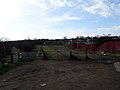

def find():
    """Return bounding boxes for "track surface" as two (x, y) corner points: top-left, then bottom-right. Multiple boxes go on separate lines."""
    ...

(0, 60), (120, 90)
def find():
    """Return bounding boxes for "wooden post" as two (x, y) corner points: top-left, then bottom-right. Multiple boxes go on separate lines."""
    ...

(85, 51), (88, 59)
(11, 53), (13, 64)
(35, 52), (36, 60)
(70, 51), (73, 60)
(43, 50), (46, 59)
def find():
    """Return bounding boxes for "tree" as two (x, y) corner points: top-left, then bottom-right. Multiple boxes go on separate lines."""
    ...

(0, 37), (9, 42)
(63, 36), (67, 39)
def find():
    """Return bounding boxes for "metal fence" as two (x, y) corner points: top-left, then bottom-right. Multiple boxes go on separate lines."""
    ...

(11, 52), (37, 63)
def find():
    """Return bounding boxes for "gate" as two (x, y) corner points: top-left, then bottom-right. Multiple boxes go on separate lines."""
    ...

(19, 52), (36, 61)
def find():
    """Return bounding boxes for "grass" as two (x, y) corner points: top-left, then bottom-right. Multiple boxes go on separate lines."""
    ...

(37, 45), (114, 61)
(36, 45), (86, 60)
(42, 45), (68, 60)
(0, 61), (27, 75)
(106, 53), (120, 58)
(94, 51), (120, 58)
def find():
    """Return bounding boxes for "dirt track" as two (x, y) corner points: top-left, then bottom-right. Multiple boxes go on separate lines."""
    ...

(0, 60), (120, 90)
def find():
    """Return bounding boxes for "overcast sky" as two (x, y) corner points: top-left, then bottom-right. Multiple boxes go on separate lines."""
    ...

(0, 0), (120, 40)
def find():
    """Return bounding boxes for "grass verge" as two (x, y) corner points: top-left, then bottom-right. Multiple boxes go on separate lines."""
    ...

(0, 61), (27, 75)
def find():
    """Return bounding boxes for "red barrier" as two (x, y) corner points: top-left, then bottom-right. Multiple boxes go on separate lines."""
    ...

(98, 41), (120, 53)
(76, 43), (97, 52)
(76, 41), (120, 53)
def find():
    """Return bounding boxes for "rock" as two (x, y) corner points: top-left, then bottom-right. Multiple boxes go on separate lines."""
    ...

(40, 83), (47, 87)
(3, 79), (7, 82)
(114, 62), (120, 72)
(107, 61), (112, 64)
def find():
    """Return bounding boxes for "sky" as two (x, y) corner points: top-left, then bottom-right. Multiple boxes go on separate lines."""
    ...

(0, 0), (120, 40)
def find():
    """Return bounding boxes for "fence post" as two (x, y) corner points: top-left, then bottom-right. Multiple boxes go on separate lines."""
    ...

(43, 50), (48, 60)
(11, 53), (13, 64)
(70, 51), (73, 60)
(43, 50), (46, 59)
(35, 52), (37, 60)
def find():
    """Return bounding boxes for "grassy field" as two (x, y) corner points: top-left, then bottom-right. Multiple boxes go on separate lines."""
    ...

(42, 45), (70, 60)
(36, 45), (86, 60)
(35, 45), (120, 63)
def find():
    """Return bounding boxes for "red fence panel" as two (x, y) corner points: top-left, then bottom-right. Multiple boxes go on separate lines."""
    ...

(76, 41), (120, 53)
(98, 41), (120, 53)
(76, 43), (97, 52)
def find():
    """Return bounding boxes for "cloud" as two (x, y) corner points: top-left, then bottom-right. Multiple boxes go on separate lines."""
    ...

(26, 0), (77, 11)
(42, 12), (81, 24)
(81, 0), (111, 17)
(97, 25), (120, 31)
(61, 27), (85, 38)
(0, 0), (24, 28)
(31, 27), (86, 39)
(93, 20), (99, 23)
(0, 27), (85, 40)
(28, 11), (81, 27)
(80, 0), (120, 17)
(110, 3), (120, 16)
(49, 0), (65, 7)
(49, 0), (81, 7)
(1, 0), (120, 40)
(24, 0), (83, 14)
(24, 0), (120, 17)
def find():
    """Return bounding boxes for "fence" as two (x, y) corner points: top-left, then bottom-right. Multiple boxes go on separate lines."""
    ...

(11, 52), (37, 63)
(41, 45), (85, 60)
(40, 45), (120, 63)
(76, 40), (120, 53)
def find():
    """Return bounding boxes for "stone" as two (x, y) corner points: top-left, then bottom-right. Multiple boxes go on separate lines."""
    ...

(114, 62), (120, 72)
